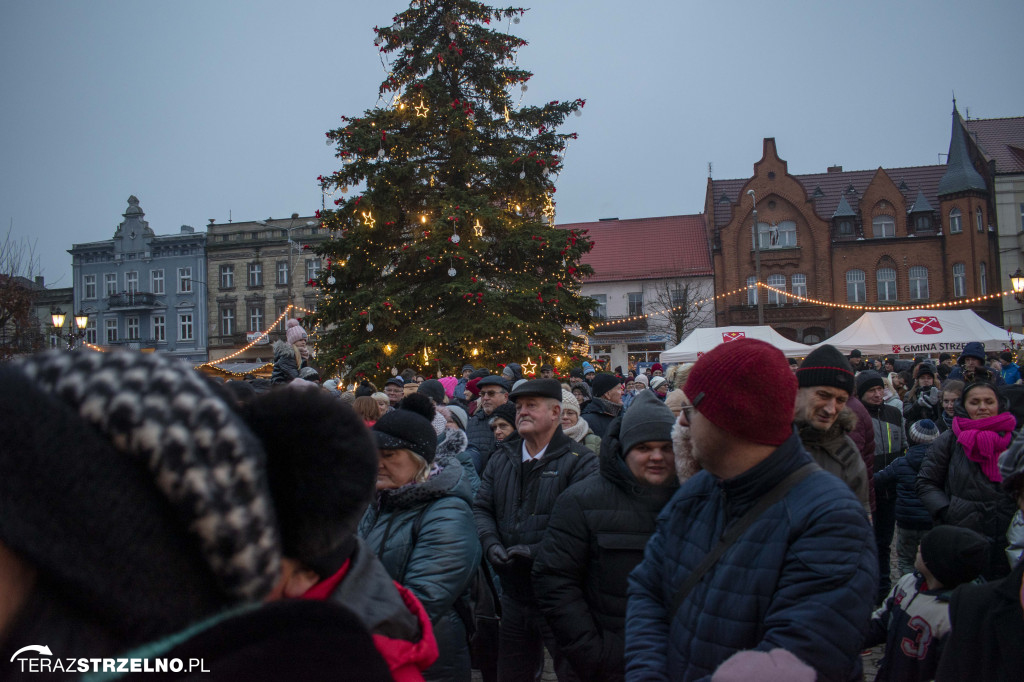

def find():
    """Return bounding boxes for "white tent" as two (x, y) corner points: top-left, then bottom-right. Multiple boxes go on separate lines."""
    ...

(811, 308), (1024, 357)
(660, 326), (814, 362)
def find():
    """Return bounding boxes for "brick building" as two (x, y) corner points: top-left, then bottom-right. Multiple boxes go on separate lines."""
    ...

(704, 106), (999, 343)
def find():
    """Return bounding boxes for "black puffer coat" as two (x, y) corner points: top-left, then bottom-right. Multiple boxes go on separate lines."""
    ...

(465, 406), (497, 471)
(581, 397), (619, 439)
(916, 429), (1018, 578)
(473, 428), (598, 601)
(875, 442), (933, 530)
(270, 340), (306, 384)
(532, 415), (676, 682)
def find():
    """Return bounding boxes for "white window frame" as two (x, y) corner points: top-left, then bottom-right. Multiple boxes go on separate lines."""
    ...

(178, 267), (192, 294)
(876, 268), (897, 302)
(178, 313), (194, 341)
(627, 292), (643, 317)
(980, 262), (987, 294)
(846, 270), (866, 303)
(220, 264), (234, 289)
(908, 266), (929, 300)
(746, 276), (758, 305)
(151, 269), (164, 295)
(248, 305), (264, 332)
(105, 318), (118, 344)
(126, 315), (140, 340)
(125, 271), (139, 294)
(976, 207), (984, 232)
(953, 263), (966, 298)
(277, 261), (289, 285)
(791, 274), (807, 299)
(152, 316), (166, 342)
(83, 274), (97, 300)
(591, 294), (607, 319)
(85, 319), (97, 344)
(104, 273), (117, 296)
(221, 307), (235, 336)
(872, 215), (895, 238)
(766, 274), (786, 305)
(949, 208), (962, 234)
(306, 258), (321, 282)
(248, 263), (263, 287)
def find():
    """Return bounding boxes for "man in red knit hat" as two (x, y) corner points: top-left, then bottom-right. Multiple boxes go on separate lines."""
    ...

(626, 338), (877, 681)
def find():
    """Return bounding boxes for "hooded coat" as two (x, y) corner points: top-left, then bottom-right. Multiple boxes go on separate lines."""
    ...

(582, 396), (620, 439)
(359, 454), (482, 682)
(532, 414), (677, 682)
(271, 340), (306, 384)
(796, 409), (870, 512)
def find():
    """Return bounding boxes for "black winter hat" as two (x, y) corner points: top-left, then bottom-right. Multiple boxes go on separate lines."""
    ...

(619, 390), (675, 455)
(797, 345), (855, 395)
(244, 386), (377, 568)
(959, 342), (987, 363)
(920, 525), (989, 588)
(470, 367), (491, 380)
(509, 377), (563, 401)
(478, 375), (512, 392)
(848, 349), (862, 359)
(384, 376), (404, 388)
(915, 362), (937, 379)
(855, 370), (885, 399)
(569, 368), (585, 379)
(417, 378), (446, 404)
(591, 373), (621, 400)
(373, 409), (437, 463)
(490, 402), (518, 427)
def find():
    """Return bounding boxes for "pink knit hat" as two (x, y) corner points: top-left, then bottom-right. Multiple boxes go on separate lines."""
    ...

(712, 648), (815, 682)
(285, 319), (307, 345)
(439, 376), (458, 399)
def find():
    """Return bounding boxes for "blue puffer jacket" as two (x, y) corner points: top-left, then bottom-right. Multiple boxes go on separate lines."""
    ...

(625, 433), (878, 681)
(874, 443), (933, 530)
(359, 454), (482, 682)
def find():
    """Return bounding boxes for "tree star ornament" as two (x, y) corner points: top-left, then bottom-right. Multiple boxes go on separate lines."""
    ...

(361, 211), (376, 228)
(522, 357), (537, 376)
(473, 219), (484, 237)
(414, 99), (430, 117)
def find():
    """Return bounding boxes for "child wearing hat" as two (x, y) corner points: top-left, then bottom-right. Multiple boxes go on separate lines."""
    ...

(865, 525), (988, 681)
(874, 419), (940, 576)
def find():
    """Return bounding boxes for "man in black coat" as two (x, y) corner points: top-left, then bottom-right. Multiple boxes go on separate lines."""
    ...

(473, 378), (598, 682)
(532, 391), (678, 681)
(582, 372), (623, 438)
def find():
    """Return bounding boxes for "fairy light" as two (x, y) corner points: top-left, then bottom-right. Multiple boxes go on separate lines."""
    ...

(757, 282), (1016, 312)
(196, 305), (299, 368)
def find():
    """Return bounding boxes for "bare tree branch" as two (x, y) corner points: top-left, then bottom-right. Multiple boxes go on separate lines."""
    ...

(647, 278), (715, 345)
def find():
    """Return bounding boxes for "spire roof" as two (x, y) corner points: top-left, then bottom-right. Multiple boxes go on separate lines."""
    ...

(908, 190), (933, 213)
(937, 105), (987, 196)
(832, 194), (857, 218)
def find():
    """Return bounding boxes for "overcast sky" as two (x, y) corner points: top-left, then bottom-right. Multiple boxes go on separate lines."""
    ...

(3, 0), (1023, 288)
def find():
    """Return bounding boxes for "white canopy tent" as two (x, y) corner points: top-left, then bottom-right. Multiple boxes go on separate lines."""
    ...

(660, 325), (814, 363)
(811, 308), (1024, 357)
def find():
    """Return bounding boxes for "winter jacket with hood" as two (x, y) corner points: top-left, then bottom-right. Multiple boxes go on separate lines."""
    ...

(874, 442), (933, 530)
(435, 428), (481, 497)
(916, 429), (1017, 578)
(625, 432), (878, 681)
(947, 342), (1006, 385)
(473, 427), (599, 601)
(359, 454), (482, 682)
(796, 409), (870, 512)
(270, 340), (306, 384)
(532, 413), (677, 682)
(466, 406), (498, 472)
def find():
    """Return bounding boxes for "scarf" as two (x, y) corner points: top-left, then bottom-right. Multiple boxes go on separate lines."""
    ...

(952, 412), (1016, 483)
(562, 413), (591, 442)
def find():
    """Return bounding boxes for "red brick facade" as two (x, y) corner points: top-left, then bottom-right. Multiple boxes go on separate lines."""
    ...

(704, 137), (999, 343)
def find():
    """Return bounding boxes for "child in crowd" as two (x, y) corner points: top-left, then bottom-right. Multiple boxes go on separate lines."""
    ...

(865, 525), (988, 681)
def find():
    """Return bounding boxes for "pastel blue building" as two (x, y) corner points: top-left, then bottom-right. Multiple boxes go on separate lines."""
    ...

(69, 196), (208, 363)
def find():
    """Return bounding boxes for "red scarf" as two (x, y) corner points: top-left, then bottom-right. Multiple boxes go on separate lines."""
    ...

(952, 412), (1016, 483)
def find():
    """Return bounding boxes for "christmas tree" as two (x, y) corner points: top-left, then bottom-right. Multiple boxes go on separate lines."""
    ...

(313, 0), (594, 382)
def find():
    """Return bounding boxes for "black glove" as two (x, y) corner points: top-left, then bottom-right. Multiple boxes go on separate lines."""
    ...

(487, 544), (510, 567)
(506, 544), (532, 564)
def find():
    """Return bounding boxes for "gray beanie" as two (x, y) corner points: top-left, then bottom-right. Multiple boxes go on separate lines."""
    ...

(619, 390), (676, 455)
(417, 378), (446, 404)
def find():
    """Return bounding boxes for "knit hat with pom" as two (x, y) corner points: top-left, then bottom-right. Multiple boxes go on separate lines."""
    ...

(286, 318), (308, 344)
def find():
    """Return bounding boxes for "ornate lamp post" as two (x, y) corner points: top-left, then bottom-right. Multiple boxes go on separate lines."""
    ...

(51, 308), (89, 349)
(1011, 268), (1024, 304)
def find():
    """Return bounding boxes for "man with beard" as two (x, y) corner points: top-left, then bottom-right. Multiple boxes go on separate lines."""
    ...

(857, 369), (908, 603)
(794, 346), (870, 512)
(582, 373), (624, 438)
(474, 379), (598, 681)
(532, 391), (679, 681)
(626, 338), (877, 680)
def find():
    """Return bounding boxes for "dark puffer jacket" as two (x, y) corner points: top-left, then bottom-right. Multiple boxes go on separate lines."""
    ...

(796, 409), (870, 512)
(359, 454), (482, 682)
(465, 406), (498, 472)
(625, 433), (878, 681)
(581, 396), (619, 439)
(916, 429), (1018, 578)
(532, 415), (677, 682)
(473, 428), (598, 601)
(874, 442), (933, 530)
(270, 340), (305, 384)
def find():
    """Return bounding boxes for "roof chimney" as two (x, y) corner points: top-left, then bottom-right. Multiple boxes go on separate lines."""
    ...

(827, 165), (843, 173)
(34, 276), (44, 287)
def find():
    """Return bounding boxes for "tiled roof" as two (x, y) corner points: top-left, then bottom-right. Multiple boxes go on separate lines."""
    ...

(965, 116), (1024, 174)
(710, 165), (947, 230)
(557, 214), (711, 282)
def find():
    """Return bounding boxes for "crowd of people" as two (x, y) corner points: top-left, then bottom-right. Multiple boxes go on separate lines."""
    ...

(1, 318), (1023, 681)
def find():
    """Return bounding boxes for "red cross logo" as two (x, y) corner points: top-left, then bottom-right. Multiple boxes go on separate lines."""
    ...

(892, 345), (902, 354)
(722, 331), (746, 343)
(908, 316), (942, 335)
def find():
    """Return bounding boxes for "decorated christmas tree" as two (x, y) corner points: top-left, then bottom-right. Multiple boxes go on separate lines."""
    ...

(313, 0), (594, 382)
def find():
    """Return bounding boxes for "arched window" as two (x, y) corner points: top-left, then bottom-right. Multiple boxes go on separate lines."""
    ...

(791, 273), (807, 298)
(949, 208), (962, 234)
(908, 266), (929, 300)
(872, 215), (895, 238)
(846, 270), (866, 303)
(746, 276), (757, 306)
(877, 268), (897, 302)
(767, 274), (786, 305)
(976, 207), (984, 232)
(980, 262), (987, 294)
(953, 263), (966, 298)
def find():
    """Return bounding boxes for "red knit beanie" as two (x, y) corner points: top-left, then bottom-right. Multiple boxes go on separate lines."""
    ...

(684, 338), (797, 446)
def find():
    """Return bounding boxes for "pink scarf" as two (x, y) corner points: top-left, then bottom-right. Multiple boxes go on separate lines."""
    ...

(952, 412), (1016, 483)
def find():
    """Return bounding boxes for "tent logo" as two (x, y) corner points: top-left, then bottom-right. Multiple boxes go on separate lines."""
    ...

(908, 316), (942, 335)
(722, 331), (746, 342)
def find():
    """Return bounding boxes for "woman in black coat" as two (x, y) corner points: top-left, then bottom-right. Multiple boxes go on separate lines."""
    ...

(531, 392), (679, 682)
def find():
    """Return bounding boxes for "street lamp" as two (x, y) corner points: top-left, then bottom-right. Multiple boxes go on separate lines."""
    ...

(51, 308), (90, 349)
(1011, 268), (1024, 303)
(747, 190), (764, 325)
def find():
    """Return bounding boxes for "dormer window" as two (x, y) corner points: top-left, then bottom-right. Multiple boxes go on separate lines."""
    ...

(914, 215), (931, 231)
(838, 220), (854, 237)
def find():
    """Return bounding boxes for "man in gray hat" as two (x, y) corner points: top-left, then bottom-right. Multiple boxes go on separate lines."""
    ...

(474, 378), (598, 682)
(455, 364), (474, 401)
(466, 375), (511, 469)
